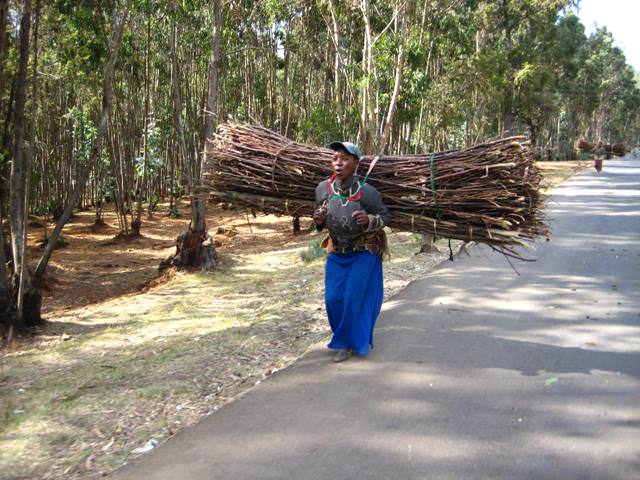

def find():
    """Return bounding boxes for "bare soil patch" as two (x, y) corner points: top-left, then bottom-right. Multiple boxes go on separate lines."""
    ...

(24, 200), (297, 317)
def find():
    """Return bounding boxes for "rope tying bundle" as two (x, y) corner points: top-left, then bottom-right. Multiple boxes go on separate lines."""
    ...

(271, 140), (296, 192)
(429, 152), (441, 220)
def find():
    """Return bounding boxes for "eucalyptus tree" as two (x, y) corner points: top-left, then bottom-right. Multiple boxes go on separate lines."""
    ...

(6, 0), (33, 336)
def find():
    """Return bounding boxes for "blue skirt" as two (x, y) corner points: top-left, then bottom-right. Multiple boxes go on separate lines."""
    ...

(325, 251), (384, 355)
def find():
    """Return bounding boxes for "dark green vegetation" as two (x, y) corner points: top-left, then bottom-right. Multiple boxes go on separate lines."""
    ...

(1, 0), (639, 332)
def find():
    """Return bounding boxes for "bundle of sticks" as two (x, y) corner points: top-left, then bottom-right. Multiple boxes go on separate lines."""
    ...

(204, 123), (548, 255)
(576, 139), (628, 157)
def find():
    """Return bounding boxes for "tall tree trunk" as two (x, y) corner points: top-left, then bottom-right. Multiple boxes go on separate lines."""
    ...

(359, 0), (376, 154)
(195, 0), (222, 266)
(168, 137), (177, 216)
(8, 0), (34, 333)
(328, 0), (341, 111)
(0, 201), (9, 318)
(1, 77), (13, 152)
(378, 5), (406, 153)
(16, 0), (42, 330)
(0, 0), (11, 317)
(34, 2), (131, 283)
(108, 117), (129, 234)
(502, 106), (513, 136)
(269, 33), (277, 127)
(170, 8), (193, 192)
(141, 8), (151, 220)
(280, 25), (290, 137)
(0, 0), (9, 122)
(556, 115), (561, 161)
(379, 47), (404, 153)
(162, 0), (220, 273)
(203, 0), (221, 154)
(500, 0), (514, 136)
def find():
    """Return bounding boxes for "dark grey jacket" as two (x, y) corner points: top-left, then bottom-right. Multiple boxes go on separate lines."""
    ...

(315, 175), (390, 249)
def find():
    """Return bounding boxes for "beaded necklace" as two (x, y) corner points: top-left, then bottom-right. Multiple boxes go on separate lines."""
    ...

(327, 174), (364, 207)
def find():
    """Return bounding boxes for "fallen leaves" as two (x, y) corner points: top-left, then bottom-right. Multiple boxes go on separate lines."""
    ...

(544, 377), (559, 387)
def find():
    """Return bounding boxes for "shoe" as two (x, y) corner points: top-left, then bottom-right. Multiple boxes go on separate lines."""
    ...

(333, 349), (353, 363)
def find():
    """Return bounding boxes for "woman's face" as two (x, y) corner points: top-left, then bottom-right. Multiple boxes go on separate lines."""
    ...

(332, 150), (358, 182)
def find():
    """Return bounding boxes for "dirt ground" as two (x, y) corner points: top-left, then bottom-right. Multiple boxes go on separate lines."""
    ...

(0, 161), (589, 479)
(28, 200), (297, 317)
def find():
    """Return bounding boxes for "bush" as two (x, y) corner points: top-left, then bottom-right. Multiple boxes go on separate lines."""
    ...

(300, 237), (326, 263)
(149, 194), (160, 213)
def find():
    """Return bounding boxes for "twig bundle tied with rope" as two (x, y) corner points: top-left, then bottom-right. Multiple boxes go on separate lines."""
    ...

(204, 123), (549, 258)
(576, 139), (628, 157)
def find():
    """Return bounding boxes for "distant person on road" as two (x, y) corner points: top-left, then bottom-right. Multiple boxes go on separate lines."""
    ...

(313, 142), (390, 363)
(594, 140), (605, 173)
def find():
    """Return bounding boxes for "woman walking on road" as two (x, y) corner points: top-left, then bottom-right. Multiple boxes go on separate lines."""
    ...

(313, 142), (390, 362)
(594, 140), (605, 173)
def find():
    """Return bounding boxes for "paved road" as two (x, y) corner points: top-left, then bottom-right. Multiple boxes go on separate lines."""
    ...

(112, 158), (640, 479)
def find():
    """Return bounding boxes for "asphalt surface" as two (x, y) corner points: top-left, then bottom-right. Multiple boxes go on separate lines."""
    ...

(112, 158), (640, 479)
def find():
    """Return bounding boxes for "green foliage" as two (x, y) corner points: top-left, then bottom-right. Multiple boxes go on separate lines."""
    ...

(149, 193), (160, 213)
(3, 0), (640, 220)
(300, 237), (326, 263)
(296, 108), (342, 146)
(47, 3), (108, 80)
(135, 121), (163, 177)
(64, 105), (98, 169)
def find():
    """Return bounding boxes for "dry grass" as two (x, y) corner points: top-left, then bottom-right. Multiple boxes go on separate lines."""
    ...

(537, 160), (591, 192)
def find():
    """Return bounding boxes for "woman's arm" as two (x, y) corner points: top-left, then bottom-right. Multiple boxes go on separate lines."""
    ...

(361, 186), (390, 232)
(314, 182), (328, 230)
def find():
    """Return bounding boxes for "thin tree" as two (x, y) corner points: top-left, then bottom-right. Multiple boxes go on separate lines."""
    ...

(202, 0), (221, 159)
(7, 0), (34, 336)
(378, 0), (408, 153)
(34, 1), (131, 283)
(142, 6), (152, 218)
(162, 0), (219, 271)
(0, 0), (11, 318)
(0, 0), (9, 118)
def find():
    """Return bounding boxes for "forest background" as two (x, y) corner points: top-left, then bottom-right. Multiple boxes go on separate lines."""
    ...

(1, 0), (640, 332)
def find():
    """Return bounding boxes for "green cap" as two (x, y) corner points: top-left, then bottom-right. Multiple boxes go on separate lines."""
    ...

(328, 141), (362, 160)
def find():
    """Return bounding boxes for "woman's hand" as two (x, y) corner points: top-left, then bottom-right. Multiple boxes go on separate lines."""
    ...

(313, 205), (328, 225)
(352, 210), (369, 226)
